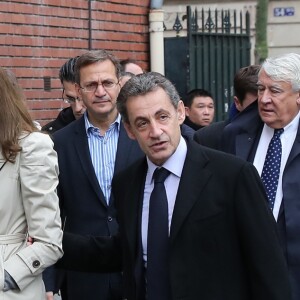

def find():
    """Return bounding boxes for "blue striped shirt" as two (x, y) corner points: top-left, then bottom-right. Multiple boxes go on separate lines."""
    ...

(84, 112), (121, 204)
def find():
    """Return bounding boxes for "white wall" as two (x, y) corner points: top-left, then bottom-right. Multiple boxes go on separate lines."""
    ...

(268, 1), (300, 57)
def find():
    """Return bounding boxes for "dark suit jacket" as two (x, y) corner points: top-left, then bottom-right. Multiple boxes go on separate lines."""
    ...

(194, 120), (228, 150)
(52, 116), (144, 300)
(194, 101), (259, 152)
(220, 100), (261, 158)
(42, 106), (75, 134)
(221, 103), (300, 300)
(59, 139), (291, 300)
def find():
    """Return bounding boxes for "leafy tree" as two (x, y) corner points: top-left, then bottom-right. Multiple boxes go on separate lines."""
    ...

(255, 0), (268, 63)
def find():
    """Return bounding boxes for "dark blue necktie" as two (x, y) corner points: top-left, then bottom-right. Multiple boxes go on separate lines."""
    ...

(147, 167), (171, 300)
(261, 128), (284, 210)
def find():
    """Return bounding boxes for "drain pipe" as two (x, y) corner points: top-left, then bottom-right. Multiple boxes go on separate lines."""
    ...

(88, 0), (92, 50)
(149, 0), (164, 74)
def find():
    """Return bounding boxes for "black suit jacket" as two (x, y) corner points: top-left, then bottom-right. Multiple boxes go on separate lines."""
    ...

(59, 139), (291, 300)
(52, 116), (144, 300)
(42, 106), (75, 134)
(221, 103), (300, 300)
(193, 120), (228, 149)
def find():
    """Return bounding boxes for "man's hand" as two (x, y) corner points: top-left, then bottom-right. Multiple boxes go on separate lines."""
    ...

(46, 291), (54, 300)
(27, 236), (34, 246)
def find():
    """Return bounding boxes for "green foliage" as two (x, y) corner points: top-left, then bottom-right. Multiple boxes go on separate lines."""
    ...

(255, 0), (269, 63)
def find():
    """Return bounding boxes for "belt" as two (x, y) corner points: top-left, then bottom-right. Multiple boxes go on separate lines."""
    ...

(0, 233), (26, 244)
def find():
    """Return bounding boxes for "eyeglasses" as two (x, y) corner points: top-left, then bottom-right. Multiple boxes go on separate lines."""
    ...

(62, 91), (81, 104)
(80, 80), (119, 93)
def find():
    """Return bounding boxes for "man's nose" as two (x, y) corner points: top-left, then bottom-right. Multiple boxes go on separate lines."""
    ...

(74, 100), (84, 112)
(260, 89), (272, 103)
(149, 122), (162, 137)
(94, 83), (106, 96)
(203, 107), (209, 114)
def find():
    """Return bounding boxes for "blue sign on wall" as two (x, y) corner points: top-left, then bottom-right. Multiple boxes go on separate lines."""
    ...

(274, 7), (295, 17)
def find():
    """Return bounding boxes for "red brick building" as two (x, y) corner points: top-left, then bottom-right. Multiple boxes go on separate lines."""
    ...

(0, 0), (151, 125)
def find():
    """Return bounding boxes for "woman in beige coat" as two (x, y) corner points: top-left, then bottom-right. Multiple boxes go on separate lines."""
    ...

(0, 68), (63, 299)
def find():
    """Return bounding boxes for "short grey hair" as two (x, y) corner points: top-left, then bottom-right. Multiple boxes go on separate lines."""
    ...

(74, 50), (121, 84)
(259, 53), (300, 92)
(117, 72), (181, 124)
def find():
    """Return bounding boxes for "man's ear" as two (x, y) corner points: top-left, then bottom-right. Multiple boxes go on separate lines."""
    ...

(117, 82), (121, 91)
(177, 101), (186, 124)
(124, 122), (136, 140)
(233, 96), (242, 112)
(296, 90), (300, 106)
(185, 106), (190, 117)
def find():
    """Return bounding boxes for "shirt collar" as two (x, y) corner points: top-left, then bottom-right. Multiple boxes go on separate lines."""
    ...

(147, 136), (187, 181)
(84, 112), (121, 136)
(263, 110), (300, 136)
(283, 110), (300, 134)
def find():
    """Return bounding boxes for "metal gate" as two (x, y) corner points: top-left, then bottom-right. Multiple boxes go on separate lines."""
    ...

(164, 6), (251, 121)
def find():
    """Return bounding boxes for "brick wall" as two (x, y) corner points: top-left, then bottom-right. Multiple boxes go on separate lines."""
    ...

(0, 0), (150, 125)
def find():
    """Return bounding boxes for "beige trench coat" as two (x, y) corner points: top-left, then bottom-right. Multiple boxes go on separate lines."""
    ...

(0, 132), (63, 299)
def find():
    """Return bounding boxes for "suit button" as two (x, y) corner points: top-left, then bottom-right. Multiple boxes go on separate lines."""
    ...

(108, 216), (113, 222)
(32, 260), (40, 268)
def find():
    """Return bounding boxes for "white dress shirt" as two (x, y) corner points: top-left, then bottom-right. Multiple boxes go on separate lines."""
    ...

(142, 136), (187, 265)
(253, 111), (300, 220)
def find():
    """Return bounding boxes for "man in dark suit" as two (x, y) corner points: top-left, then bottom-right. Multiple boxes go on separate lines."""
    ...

(220, 53), (300, 300)
(58, 72), (291, 300)
(194, 65), (260, 149)
(184, 88), (215, 130)
(52, 50), (144, 300)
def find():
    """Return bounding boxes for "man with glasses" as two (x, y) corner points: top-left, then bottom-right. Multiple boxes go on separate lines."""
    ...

(51, 50), (144, 300)
(42, 56), (86, 133)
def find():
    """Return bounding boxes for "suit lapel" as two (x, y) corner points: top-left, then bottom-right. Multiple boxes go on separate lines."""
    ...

(114, 122), (136, 175)
(123, 160), (147, 259)
(235, 120), (263, 162)
(170, 142), (212, 243)
(235, 132), (257, 160)
(73, 118), (107, 206)
(285, 122), (300, 168)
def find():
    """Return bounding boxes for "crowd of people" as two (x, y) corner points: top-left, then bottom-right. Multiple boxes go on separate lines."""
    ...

(1, 50), (300, 300)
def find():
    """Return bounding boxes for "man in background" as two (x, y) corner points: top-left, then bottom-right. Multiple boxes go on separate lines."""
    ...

(194, 65), (260, 149)
(184, 88), (215, 130)
(120, 58), (144, 75)
(42, 56), (86, 133)
(119, 58), (144, 87)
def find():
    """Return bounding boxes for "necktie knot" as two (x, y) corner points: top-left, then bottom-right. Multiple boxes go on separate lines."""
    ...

(274, 128), (284, 138)
(153, 167), (170, 184)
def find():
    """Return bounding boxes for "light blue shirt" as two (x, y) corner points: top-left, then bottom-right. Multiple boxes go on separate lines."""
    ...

(84, 112), (121, 204)
(142, 136), (187, 265)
